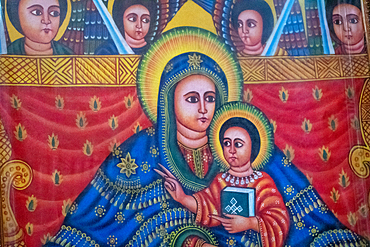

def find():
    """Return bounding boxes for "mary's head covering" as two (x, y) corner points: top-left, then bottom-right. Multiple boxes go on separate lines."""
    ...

(137, 27), (243, 191)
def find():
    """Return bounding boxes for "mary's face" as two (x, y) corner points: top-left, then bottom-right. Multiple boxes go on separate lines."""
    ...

(123, 4), (150, 41)
(237, 10), (264, 46)
(332, 3), (364, 45)
(174, 75), (216, 133)
(222, 127), (252, 168)
(18, 0), (60, 44)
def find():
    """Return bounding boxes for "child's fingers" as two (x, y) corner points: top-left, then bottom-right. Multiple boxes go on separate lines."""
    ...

(154, 168), (167, 178)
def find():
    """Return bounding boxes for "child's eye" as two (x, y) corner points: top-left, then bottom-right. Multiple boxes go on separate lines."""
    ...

(31, 9), (43, 16)
(235, 142), (243, 148)
(223, 141), (231, 147)
(349, 18), (358, 24)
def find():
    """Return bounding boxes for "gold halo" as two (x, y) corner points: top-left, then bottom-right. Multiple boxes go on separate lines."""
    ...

(209, 102), (274, 170)
(5, 0), (72, 42)
(137, 27), (243, 123)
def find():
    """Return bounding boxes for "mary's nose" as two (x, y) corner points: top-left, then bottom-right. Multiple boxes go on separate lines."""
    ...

(198, 99), (208, 114)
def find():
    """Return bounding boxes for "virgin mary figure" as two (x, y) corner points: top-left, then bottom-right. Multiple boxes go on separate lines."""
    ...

(44, 27), (244, 247)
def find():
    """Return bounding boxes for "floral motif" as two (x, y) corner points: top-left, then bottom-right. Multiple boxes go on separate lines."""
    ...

(10, 94), (22, 110)
(150, 146), (159, 157)
(48, 133), (59, 150)
(328, 115), (338, 131)
(330, 187), (340, 203)
(319, 204), (328, 213)
(282, 157), (291, 167)
(115, 212), (125, 223)
(226, 237), (236, 247)
(111, 146), (123, 158)
(52, 170), (63, 186)
(188, 53), (203, 69)
(347, 211), (358, 227)
(26, 195), (37, 212)
(146, 127), (155, 136)
(358, 203), (369, 218)
(83, 140), (94, 156)
(312, 86), (323, 101)
(69, 202), (78, 215)
(295, 220), (305, 230)
(243, 89), (253, 103)
(133, 122), (142, 134)
(318, 146), (331, 162)
(301, 119), (312, 134)
(308, 226), (319, 237)
(279, 87), (289, 103)
(283, 145), (295, 162)
(135, 212), (144, 223)
(270, 119), (277, 133)
(107, 235), (117, 247)
(124, 94), (134, 109)
(351, 116), (360, 130)
(25, 222), (33, 236)
(165, 63), (173, 73)
(95, 205), (106, 217)
(89, 96), (102, 112)
(345, 86), (355, 99)
(284, 185), (294, 196)
(41, 233), (52, 245)
(55, 95), (64, 110)
(338, 169), (350, 188)
(141, 161), (151, 173)
(108, 115), (119, 130)
(160, 201), (169, 210)
(14, 123), (27, 141)
(62, 199), (72, 216)
(76, 112), (88, 129)
(117, 153), (138, 178)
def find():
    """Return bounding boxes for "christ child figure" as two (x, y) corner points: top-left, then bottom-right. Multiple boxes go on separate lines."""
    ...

(156, 116), (290, 247)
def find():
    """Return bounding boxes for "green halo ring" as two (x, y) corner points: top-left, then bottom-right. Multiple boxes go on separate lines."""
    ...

(136, 27), (243, 124)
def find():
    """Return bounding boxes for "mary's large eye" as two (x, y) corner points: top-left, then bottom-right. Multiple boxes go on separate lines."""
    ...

(31, 9), (43, 16)
(223, 141), (231, 147)
(49, 10), (60, 17)
(186, 96), (199, 103)
(205, 95), (215, 102)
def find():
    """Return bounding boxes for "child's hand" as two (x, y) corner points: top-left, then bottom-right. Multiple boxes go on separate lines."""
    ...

(209, 214), (259, 233)
(154, 163), (186, 202)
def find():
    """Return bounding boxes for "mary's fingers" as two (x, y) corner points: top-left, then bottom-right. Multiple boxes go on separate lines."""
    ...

(164, 181), (175, 191)
(154, 168), (168, 178)
(158, 163), (176, 179)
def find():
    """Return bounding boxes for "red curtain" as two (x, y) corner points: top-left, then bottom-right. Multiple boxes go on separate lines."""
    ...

(0, 77), (369, 246)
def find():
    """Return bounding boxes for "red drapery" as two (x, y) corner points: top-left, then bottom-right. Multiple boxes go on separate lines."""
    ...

(0, 78), (369, 246)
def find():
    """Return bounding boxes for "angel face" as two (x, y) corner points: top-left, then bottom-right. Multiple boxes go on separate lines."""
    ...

(123, 4), (151, 42)
(18, 0), (61, 44)
(237, 10), (264, 47)
(174, 75), (216, 133)
(222, 126), (252, 169)
(332, 3), (364, 46)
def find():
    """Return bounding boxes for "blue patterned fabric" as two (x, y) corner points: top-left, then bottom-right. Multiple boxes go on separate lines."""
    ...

(44, 52), (368, 247)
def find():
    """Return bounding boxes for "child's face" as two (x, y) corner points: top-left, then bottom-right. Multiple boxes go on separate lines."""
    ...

(237, 10), (264, 47)
(123, 4), (151, 41)
(332, 3), (364, 46)
(18, 0), (61, 44)
(222, 126), (252, 169)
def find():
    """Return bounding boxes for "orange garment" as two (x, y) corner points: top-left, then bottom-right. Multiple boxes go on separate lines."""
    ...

(193, 171), (290, 247)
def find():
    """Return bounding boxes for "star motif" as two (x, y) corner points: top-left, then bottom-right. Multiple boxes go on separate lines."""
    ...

(188, 53), (203, 69)
(117, 153), (138, 178)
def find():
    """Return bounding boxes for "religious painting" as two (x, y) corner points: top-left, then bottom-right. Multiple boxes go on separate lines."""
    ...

(0, 0), (370, 247)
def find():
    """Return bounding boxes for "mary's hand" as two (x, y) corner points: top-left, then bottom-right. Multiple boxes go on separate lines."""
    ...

(154, 164), (186, 202)
(209, 214), (259, 234)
